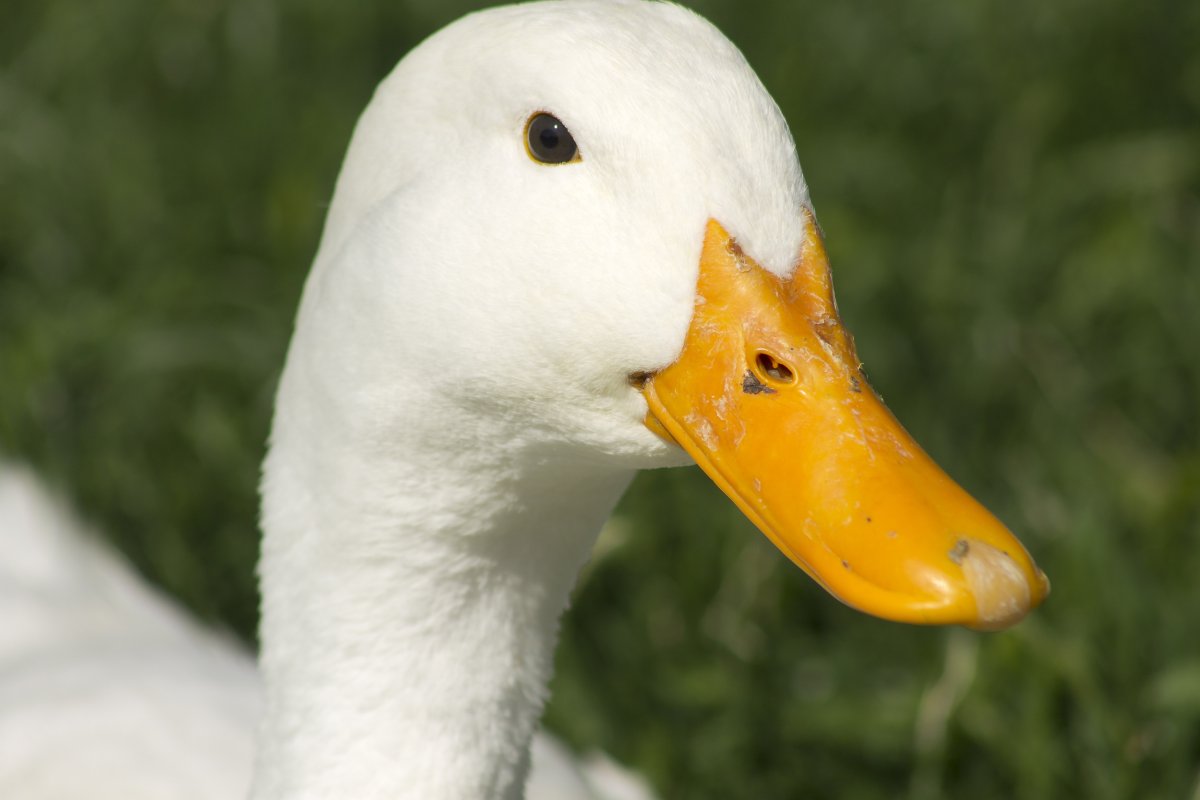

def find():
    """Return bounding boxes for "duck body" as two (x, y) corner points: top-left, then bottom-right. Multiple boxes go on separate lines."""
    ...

(0, 464), (654, 800)
(0, 466), (259, 800)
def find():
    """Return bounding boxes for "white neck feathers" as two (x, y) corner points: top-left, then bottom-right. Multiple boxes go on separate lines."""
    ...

(251, 350), (633, 799)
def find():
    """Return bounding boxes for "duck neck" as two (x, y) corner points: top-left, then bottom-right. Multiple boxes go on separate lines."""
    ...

(251, 374), (632, 800)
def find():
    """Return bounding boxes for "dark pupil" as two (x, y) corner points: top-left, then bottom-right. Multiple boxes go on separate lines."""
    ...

(539, 127), (561, 152)
(528, 114), (577, 163)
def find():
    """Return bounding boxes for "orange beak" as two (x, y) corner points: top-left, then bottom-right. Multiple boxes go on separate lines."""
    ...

(640, 212), (1048, 629)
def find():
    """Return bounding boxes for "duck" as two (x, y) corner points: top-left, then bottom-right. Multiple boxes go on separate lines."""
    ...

(0, 2), (1049, 799)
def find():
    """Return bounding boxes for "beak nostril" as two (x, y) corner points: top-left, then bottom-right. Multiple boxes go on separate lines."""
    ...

(755, 352), (796, 385)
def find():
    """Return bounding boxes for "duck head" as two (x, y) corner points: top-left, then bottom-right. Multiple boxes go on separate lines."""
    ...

(297, 0), (1047, 630)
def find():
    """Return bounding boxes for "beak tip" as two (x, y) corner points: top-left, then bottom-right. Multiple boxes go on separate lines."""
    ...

(959, 539), (1047, 631)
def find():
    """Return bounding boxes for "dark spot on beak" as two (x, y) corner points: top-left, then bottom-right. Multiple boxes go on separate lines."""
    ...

(627, 371), (653, 389)
(948, 539), (970, 565)
(726, 238), (752, 272)
(742, 371), (776, 395)
(850, 375), (862, 393)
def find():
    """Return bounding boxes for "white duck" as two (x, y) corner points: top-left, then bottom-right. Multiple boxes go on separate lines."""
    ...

(0, 2), (1049, 799)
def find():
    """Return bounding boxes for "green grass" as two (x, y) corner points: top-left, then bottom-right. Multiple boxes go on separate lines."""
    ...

(2, 1), (1198, 797)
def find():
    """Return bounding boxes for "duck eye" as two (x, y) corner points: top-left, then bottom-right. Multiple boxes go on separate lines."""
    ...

(525, 113), (579, 165)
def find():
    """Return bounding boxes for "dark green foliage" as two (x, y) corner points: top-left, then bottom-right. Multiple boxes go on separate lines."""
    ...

(2, 1), (1197, 797)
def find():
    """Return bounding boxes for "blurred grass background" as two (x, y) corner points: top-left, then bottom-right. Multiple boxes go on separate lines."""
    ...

(1, 0), (1198, 797)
